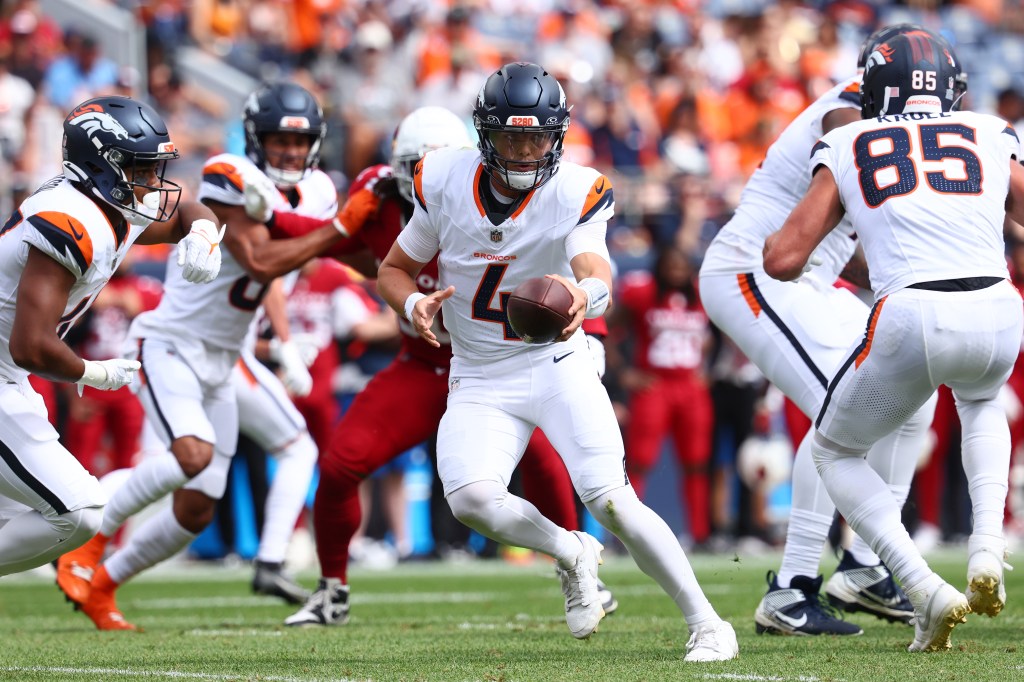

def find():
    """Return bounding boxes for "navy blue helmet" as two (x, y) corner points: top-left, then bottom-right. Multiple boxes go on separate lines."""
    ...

(473, 62), (570, 192)
(242, 82), (326, 188)
(62, 96), (181, 223)
(860, 32), (964, 118)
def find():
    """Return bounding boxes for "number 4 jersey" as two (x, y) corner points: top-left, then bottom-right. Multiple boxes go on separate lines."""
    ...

(129, 154), (337, 374)
(811, 108), (1019, 298)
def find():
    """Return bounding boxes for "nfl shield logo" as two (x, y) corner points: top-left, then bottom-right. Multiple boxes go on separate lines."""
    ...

(490, 229), (503, 243)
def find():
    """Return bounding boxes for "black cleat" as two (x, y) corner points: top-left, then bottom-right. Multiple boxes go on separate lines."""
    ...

(825, 551), (913, 624)
(755, 571), (863, 636)
(252, 561), (310, 605)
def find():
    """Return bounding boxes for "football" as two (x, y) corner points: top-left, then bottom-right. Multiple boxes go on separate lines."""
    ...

(506, 277), (574, 344)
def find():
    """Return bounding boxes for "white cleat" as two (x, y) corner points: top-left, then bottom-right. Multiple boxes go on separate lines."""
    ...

(965, 534), (1012, 618)
(684, 620), (740, 662)
(907, 579), (971, 652)
(559, 531), (605, 639)
(284, 578), (349, 627)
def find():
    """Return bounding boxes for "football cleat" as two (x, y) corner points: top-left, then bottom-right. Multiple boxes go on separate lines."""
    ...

(825, 550), (913, 624)
(559, 531), (606, 639)
(907, 579), (970, 652)
(284, 578), (350, 627)
(252, 560), (310, 604)
(684, 619), (740, 662)
(56, 533), (109, 608)
(554, 570), (619, 616)
(755, 571), (863, 636)
(80, 565), (137, 631)
(965, 534), (1011, 617)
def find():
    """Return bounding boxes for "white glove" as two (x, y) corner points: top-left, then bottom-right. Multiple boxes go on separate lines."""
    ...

(176, 219), (225, 284)
(286, 332), (322, 367)
(269, 338), (314, 397)
(242, 170), (279, 223)
(802, 252), (824, 275)
(77, 358), (141, 396)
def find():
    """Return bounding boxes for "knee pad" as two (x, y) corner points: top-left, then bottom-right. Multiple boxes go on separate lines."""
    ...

(49, 506), (104, 548)
(446, 481), (505, 529)
(583, 485), (640, 532)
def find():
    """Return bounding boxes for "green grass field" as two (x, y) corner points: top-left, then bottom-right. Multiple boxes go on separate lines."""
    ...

(0, 547), (1019, 681)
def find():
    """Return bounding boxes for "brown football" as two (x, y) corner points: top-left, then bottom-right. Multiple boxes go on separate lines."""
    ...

(506, 277), (573, 344)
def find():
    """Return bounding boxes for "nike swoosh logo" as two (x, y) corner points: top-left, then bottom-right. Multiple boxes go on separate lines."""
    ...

(774, 612), (807, 628)
(595, 179), (605, 194)
(553, 352), (574, 363)
(67, 219), (84, 240)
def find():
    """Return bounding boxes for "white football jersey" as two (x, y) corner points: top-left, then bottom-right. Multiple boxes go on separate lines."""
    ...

(704, 77), (861, 282)
(812, 108), (1019, 298)
(130, 154), (337, 353)
(397, 148), (613, 363)
(0, 177), (147, 382)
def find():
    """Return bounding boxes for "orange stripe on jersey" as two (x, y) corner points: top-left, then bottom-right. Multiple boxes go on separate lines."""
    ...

(510, 186), (537, 220)
(471, 164), (485, 217)
(33, 211), (94, 272)
(843, 81), (859, 94)
(237, 357), (259, 387)
(854, 296), (887, 368)
(579, 174), (613, 225)
(203, 162), (244, 192)
(414, 159), (429, 213)
(737, 273), (762, 317)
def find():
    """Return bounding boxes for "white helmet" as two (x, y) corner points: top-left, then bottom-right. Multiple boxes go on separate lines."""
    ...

(737, 435), (793, 490)
(391, 106), (472, 203)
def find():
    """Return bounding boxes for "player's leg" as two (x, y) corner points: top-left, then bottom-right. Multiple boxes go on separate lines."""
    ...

(519, 430), (577, 529)
(669, 377), (713, 546)
(531, 340), (736, 660)
(235, 353), (317, 603)
(106, 389), (146, 472)
(623, 379), (670, 501)
(287, 358), (449, 627)
(82, 379), (239, 631)
(0, 380), (105, 576)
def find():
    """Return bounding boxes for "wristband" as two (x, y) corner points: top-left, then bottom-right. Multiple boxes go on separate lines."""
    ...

(79, 359), (108, 386)
(577, 278), (610, 318)
(404, 292), (427, 322)
(331, 217), (350, 237)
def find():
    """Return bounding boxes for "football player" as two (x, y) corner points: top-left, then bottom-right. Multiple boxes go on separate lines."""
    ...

(699, 24), (949, 635)
(55, 82), (359, 630)
(378, 63), (738, 661)
(245, 105), (619, 627)
(764, 30), (1021, 651)
(0, 95), (224, 577)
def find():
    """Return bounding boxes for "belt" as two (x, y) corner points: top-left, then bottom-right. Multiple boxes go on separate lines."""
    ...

(906, 276), (1003, 292)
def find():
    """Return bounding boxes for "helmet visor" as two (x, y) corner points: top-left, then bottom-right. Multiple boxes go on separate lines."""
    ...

(486, 130), (559, 168)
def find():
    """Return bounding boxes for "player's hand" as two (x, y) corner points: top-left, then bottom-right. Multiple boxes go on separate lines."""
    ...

(411, 286), (455, 348)
(269, 338), (314, 398)
(546, 274), (586, 342)
(242, 170), (278, 223)
(77, 358), (141, 396)
(286, 332), (321, 367)
(800, 252), (824, 276)
(333, 187), (381, 238)
(176, 219), (225, 284)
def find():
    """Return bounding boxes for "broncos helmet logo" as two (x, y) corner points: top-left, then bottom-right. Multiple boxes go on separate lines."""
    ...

(67, 109), (130, 147)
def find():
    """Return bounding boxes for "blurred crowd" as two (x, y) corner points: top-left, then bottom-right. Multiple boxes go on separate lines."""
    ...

(9, 0), (1024, 564)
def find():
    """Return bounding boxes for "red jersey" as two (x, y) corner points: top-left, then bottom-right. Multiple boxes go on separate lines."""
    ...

(81, 274), (162, 361)
(331, 164), (452, 368)
(617, 271), (708, 376)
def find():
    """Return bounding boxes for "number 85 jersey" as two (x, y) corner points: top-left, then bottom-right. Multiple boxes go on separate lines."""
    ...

(811, 108), (1019, 298)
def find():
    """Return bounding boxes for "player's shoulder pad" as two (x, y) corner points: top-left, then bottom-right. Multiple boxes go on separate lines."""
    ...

(557, 162), (614, 226)
(836, 77), (861, 106)
(19, 183), (115, 276)
(414, 147), (474, 214)
(351, 164), (393, 195)
(202, 153), (253, 193)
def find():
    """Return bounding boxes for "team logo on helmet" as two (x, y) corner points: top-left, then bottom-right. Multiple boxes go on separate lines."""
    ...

(67, 105), (130, 145)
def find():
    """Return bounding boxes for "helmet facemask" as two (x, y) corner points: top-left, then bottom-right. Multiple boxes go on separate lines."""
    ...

(477, 124), (567, 192)
(105, 147), (182, 225)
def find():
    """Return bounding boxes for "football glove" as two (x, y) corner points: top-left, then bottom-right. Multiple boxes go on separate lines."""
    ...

(77, 358), (141, 396)
(333, 187), (380, 238)
(176, 219), (225, 284)
(269, 338), (314, 397)
(242, 170), (279, 224)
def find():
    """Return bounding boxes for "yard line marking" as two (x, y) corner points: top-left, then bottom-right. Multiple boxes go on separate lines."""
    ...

(0, 666), (366, 682)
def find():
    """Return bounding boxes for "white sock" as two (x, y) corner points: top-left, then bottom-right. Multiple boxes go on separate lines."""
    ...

(956, 397), (1011, 538)
(586, 486), (718, 627)
(778, 432), (833, 586)
(0, 506), (102, 576)
(99, 452), (188, 537)
(105, 506), (196, 584)
(446, 480), (581, 567)
(257, 435), (317, 563)
(813, 438), (932, 589)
